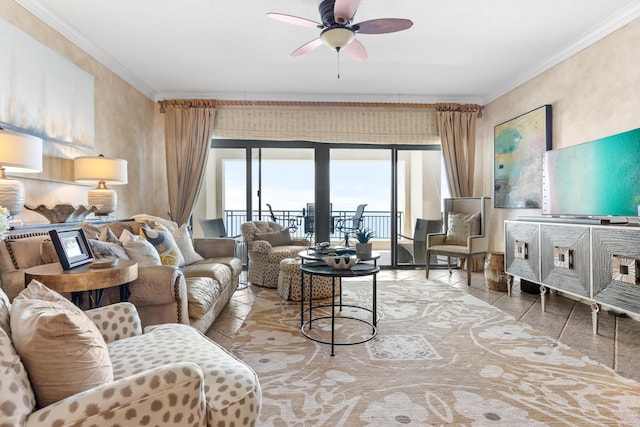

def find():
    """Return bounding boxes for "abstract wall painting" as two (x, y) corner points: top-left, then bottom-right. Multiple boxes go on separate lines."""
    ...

(494, 105), (552, 209)
(0, 17), (94, 149)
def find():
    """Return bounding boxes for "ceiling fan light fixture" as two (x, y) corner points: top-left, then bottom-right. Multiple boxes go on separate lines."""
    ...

(320, 27), (355, 50)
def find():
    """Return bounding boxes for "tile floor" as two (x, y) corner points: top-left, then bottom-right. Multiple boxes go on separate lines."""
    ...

(206, 268), (640, 382)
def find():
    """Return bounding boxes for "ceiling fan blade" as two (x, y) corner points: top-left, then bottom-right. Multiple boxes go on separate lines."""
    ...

(354, 18), (413, 34)
(291, 38), (323, 56)
(333, 0), (360, 24)
(345, 39), (367, 62)
(266, 12), (321, 28)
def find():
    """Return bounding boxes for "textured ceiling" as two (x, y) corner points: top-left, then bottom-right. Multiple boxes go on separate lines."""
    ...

(16, 0), (640, 104)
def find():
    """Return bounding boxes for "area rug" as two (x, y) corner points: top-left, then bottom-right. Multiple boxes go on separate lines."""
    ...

(229, 280), (640, 426)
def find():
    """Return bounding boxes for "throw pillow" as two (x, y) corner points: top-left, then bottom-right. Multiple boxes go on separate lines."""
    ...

(131, 214), (179, 232)
(99, 227), (120, 243)
(0, 288), (10, 336)
(172, 224), (204, 265)
(80, 222), (102, 240)
(140, 225), (185, 267)
(88, 239), (130, 260)
(10, 280), (113, 407)
(254, 229), (292, 247)
(3, 235), (47, 270)
(119, 229), (161, 266)
(0, 328), (36, 425)
(445, 212), (481, 245)
(104, 221), (149, 240)
(39, 238), (59, 264)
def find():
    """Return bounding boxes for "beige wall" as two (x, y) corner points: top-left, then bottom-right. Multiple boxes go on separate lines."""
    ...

(0, 1), (169, 223)
(478, 17), (640, 252)
(4, 0), (639, 238)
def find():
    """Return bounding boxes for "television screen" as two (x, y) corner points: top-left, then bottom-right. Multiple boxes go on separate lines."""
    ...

(542, 127), (640, 217)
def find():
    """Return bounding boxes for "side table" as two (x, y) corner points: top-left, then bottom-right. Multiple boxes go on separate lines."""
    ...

(25, 259), (138, 308)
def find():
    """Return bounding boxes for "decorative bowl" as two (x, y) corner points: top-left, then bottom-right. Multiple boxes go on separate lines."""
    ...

(24, 204), (97, 223)
(322, 255), (359, 270)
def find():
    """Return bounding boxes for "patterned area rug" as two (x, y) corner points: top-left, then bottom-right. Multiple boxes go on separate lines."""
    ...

(229, 280), (640, 426)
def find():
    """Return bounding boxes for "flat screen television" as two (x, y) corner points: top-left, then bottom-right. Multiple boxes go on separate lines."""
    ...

(542, 127), (640, 217)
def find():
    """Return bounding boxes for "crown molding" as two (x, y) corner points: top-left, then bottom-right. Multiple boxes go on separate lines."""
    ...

(483, 2), (640, 104)
(16, 0), (157, 100)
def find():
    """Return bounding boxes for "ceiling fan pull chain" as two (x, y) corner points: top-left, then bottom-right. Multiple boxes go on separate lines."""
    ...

(337, 49), (341, 79)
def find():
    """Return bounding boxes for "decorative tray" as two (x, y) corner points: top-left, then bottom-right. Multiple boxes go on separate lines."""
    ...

(310, 246), (354, 256)
(90, 258), (118, 269)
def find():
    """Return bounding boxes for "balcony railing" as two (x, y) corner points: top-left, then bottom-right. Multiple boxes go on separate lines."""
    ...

(223, 209), (403, 241)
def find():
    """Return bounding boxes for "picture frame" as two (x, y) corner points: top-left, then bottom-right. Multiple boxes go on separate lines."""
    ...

(494, 104), (552, 209)
(49, 228), (94, 270)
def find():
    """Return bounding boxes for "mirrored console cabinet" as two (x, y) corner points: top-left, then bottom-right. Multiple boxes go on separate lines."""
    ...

(505, 219), (640, 334)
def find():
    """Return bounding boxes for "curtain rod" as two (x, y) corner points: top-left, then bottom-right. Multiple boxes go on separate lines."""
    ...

(158, 99), (483, 115)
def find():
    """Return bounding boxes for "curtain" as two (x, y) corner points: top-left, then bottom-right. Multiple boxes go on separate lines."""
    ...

(161, 101), (216, 225)
(437, 104), (479, 197)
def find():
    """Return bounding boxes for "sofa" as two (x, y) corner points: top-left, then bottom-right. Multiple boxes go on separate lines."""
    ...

(241, 220), (310, 287)
(0, 216), (242, 333)
(0, 280), (261, 426)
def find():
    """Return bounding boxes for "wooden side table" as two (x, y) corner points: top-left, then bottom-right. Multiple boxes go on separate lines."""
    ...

(25, 259), (138, 308)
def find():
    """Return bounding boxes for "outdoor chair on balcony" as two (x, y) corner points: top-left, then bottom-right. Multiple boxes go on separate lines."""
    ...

(425, 197), (490, 286)
(398, 218), (443, 265)
(199, 217), (246, 263)
(241, 220), (310, 288)
(199, 218), (240, 239)
(266, 203), (298, 232)
(334, 204), (367, 246)
(303, 203), (334, 240)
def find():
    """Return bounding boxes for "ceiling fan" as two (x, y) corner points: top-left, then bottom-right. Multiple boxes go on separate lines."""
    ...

(267, 0), (413, 62)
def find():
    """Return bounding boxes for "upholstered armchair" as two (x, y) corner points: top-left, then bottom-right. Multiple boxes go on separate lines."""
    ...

(425, 197), (490, 286)
(1, 281), (261, 427)
(241, 220), (310, 287)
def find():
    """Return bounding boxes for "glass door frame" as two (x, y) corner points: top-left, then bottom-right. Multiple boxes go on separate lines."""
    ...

(210, 139), (442, 267)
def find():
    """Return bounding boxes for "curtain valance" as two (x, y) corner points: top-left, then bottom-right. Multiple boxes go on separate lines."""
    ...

(159, 99), (481, 145)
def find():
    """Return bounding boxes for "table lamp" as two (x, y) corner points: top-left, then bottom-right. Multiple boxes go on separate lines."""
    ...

(74, 154), (128, 215)
(0, 129), (43, 217)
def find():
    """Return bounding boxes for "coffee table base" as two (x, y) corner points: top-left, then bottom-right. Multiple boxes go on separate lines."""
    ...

(302, 304), (377, 356)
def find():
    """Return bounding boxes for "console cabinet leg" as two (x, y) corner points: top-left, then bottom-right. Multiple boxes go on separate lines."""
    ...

(540, 285), (547, 312)
(591, 302), (600, 335)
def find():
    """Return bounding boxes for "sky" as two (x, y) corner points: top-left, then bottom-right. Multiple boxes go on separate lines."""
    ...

(224, 159), (398, 212)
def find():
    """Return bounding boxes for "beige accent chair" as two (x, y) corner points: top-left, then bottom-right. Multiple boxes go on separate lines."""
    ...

(425, 197), (490, 286)
(241, 221), (310, 287)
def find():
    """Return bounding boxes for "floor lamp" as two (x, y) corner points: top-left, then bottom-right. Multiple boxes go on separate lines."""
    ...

(0, 129), (43, 220)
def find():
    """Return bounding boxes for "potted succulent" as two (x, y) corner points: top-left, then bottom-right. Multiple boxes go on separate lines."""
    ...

(354, 228), (374, 258)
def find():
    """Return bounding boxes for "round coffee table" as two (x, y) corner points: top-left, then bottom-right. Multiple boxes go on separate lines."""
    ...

(25, 259), (138, 308)
(298, 250), (380, 356)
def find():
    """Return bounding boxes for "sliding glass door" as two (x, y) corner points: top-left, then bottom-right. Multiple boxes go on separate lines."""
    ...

(330, 148), (392, 265)
(395, 149), (444, 267)
(251, 148), (314, 236)
(199, 140), (445, 268)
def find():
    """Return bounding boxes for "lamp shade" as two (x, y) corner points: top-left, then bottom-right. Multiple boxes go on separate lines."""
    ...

(73, 156), (128, 184)
(0, 129), (43, 173)
(74, 155), (127, 215)
(0, 129), (43, 217)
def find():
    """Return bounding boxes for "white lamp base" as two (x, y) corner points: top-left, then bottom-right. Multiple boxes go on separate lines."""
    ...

(0, 178), (25, 216)
(88, 188), (116, 215)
